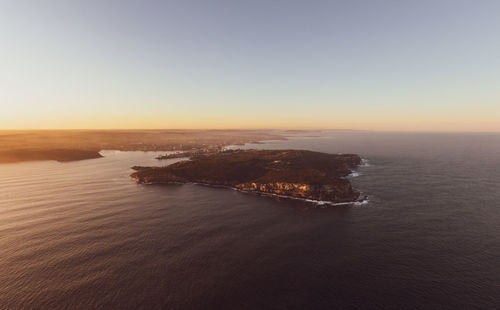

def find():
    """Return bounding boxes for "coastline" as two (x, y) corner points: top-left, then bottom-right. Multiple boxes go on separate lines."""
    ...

(134, 179), (369, 206)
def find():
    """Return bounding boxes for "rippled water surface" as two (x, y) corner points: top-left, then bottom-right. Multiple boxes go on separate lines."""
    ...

(1, 132), (500, 309)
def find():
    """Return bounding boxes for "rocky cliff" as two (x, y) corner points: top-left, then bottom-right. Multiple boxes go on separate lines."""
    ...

(234, 180), (357, 202)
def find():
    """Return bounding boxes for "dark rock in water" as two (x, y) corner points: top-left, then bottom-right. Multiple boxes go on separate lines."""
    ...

(131, 149), (362, 204)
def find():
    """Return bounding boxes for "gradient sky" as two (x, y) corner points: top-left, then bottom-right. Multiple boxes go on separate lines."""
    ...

(1, 0), (499, 130)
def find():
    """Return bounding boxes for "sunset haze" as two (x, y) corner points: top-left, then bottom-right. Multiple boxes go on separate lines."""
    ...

(1, 0), (499, 130)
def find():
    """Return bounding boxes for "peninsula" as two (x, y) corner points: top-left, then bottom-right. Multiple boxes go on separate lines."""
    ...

(131, 149), (363, 204)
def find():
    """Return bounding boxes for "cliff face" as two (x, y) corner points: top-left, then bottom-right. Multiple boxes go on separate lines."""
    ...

(234, 179), (357, 202)
(131, 149), (362, 204)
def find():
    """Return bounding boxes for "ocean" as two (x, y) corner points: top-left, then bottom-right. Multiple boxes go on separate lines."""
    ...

(1, 131), (499, 309)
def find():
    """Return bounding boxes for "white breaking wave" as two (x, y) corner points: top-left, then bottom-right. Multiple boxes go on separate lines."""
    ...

(348, 171), (360, 177)
(361, 158), (371, 167)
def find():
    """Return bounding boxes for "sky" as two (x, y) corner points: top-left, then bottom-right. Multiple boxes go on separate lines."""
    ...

(1, 0), (499, 131)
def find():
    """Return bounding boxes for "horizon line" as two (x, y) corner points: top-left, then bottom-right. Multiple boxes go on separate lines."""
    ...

(1, 128), (500, 134)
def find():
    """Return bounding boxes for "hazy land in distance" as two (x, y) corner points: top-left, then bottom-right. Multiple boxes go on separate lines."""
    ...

(0, 130), (286, 163)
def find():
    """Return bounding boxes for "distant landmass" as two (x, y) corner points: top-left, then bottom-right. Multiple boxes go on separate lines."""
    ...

(0, 130), (286, 163)
(0, 149), (103, 163)
(131, 149), (363, 204)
